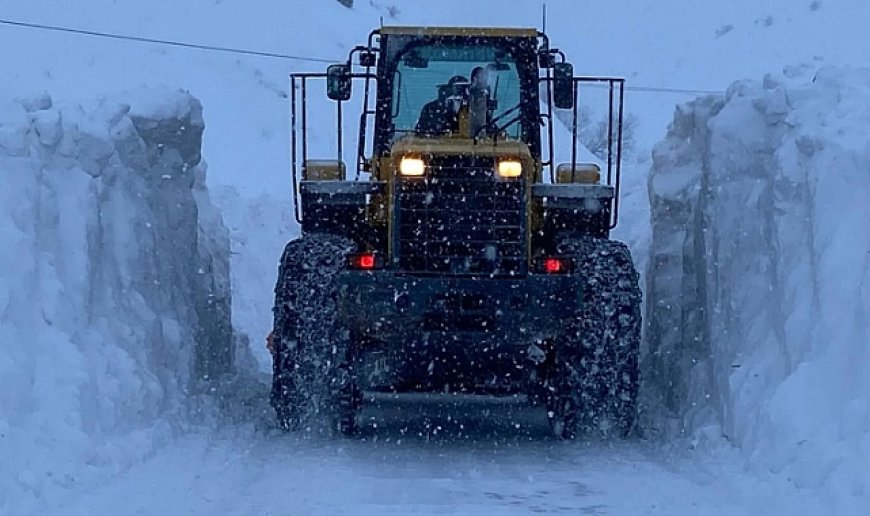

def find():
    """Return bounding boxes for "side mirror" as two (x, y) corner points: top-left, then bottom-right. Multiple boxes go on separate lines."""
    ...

(327, 64), (351, 101)
(553, 62), (574, 109)
(538, 52), (556, 69)
(359, 51), (376, 67)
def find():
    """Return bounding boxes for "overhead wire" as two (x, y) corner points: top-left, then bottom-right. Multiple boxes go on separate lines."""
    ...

(580, 82), (719, 95)
(626, 85), (720, 95)
(0, 17), (721, 95)
(0, 17), (338, 64)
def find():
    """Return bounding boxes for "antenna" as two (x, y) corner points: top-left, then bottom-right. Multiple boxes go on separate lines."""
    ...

(542, 3), (547, 33)
(380, 16), (384, 28)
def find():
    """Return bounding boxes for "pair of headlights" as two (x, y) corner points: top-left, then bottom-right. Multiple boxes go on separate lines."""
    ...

(399, 157), (522, 178)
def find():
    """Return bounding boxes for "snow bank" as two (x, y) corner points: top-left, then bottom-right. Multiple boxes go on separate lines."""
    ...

(646, 67), (870, 511)
(0, 89), (233, 514)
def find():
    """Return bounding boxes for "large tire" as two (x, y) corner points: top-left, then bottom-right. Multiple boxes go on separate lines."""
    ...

(547, 237), (641, 439)
(270, 232), (361, 435)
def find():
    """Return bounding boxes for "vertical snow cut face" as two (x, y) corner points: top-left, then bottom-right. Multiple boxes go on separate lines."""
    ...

(646, 67), (870, 509)
(0, 89), (232, 514)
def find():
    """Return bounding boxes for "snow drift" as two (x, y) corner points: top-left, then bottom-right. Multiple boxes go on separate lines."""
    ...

(0, 90), (233, 513)
(646, 67), (870, 510)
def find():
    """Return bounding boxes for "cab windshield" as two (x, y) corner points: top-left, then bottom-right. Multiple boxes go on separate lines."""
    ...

(391, 43), (522, 140)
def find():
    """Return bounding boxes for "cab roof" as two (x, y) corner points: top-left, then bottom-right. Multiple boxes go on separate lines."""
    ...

(379, 26), (538, 38)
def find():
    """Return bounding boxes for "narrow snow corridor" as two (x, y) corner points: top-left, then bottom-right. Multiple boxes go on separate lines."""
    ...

(3, 2), (870, 515)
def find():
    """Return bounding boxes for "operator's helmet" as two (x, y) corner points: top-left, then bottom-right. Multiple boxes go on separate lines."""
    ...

(438, 75), (469, 101)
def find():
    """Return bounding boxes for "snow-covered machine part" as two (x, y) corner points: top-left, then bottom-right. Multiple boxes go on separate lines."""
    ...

(0, 90), (233, 514)
(646, 66), (870, 509)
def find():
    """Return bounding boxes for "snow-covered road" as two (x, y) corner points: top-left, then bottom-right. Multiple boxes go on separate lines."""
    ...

(49, 395), (824, 516)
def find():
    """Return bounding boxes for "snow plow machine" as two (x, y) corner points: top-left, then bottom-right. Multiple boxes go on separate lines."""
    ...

(270, 26), (641, 439)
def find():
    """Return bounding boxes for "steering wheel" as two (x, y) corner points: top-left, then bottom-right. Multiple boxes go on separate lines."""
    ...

(473, 101), (523, 139)
(491, 102), (522, 126)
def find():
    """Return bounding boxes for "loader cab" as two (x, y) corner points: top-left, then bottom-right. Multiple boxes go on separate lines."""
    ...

(374, 28), (543, 156)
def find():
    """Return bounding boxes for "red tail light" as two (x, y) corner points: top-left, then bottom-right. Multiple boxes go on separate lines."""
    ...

(348, 252), (381, 270)
(358, 254), (375, 269)
(539, 257), (572, 274)
(544, 258), (563, 273)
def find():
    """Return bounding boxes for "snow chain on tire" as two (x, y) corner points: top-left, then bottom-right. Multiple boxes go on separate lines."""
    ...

(270, 233), (360, 435)
(548, 237), (642, 439)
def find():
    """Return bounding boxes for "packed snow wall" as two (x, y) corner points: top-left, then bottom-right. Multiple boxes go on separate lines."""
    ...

(646, 67), (870, 507)
(0, 90), (233, 513)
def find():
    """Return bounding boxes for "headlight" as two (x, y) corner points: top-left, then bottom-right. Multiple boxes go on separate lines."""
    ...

(399, 157), (425, 176)
(497, 159), (522, 178)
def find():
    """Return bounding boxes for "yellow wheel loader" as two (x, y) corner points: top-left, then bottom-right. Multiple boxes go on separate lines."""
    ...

(270, 26), (641, 438)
